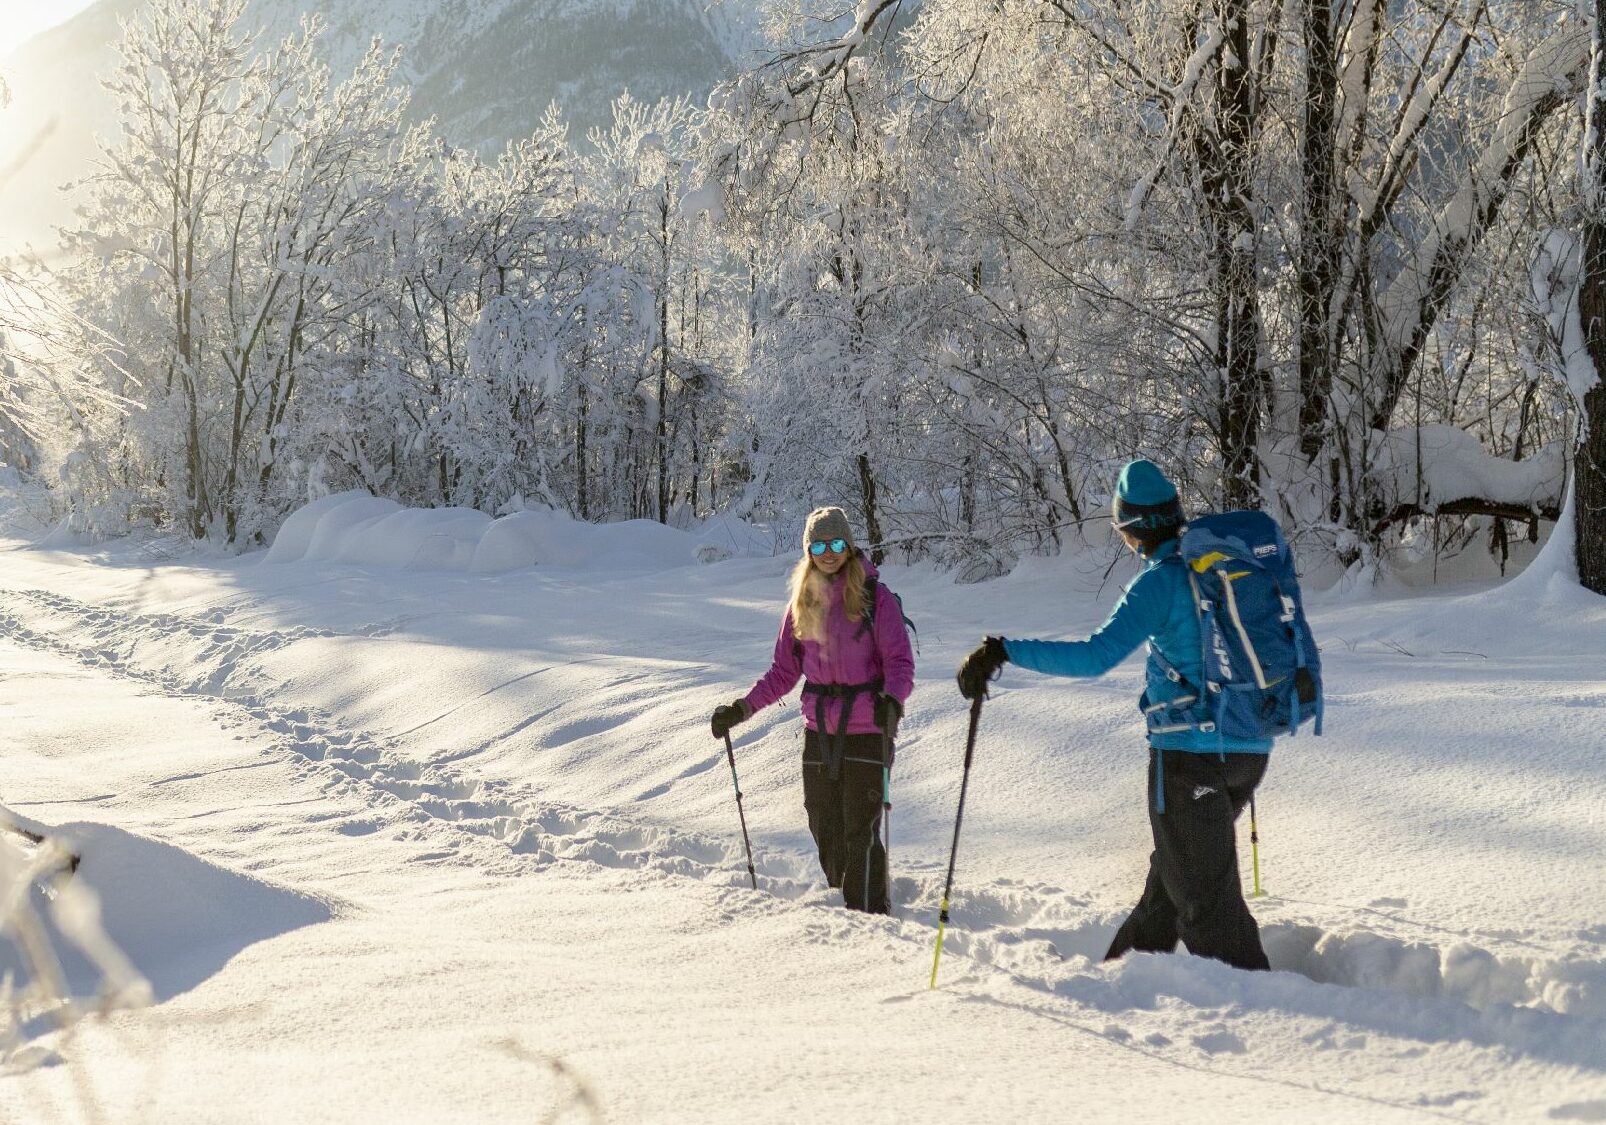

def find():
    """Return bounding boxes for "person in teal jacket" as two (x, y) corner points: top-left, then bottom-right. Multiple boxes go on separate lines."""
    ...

(957, 459), (1271, 972)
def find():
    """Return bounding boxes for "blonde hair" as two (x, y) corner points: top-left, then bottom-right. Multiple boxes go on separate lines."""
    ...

(788, 550), (868, 646)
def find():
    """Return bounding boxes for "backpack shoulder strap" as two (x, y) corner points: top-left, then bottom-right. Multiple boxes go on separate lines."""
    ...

(857, 575), (880, 637)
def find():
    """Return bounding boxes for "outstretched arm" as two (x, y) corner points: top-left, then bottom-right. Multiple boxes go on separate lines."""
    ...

(1004, 568), (1170, 678)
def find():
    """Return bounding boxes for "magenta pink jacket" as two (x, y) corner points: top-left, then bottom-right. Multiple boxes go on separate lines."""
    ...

(743, 559), (915, 735)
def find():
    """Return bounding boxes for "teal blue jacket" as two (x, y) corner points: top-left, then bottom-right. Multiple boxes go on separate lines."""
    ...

(1002, 539), (1273, 756)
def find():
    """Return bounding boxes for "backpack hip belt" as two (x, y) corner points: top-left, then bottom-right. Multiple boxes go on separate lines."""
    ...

(801, 678), (884, 781)
(1141, 646), (1211, 736)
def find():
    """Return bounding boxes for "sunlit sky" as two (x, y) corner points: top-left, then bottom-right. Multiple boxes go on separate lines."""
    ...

(0, 0), (98, 59)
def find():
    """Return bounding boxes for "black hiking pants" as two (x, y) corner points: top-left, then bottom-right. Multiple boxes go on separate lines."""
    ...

(1105, 749), (1270, 972)
(802, 730), (890, 915)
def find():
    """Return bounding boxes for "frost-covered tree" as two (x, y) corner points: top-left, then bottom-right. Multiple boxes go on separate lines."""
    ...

(758, 0), (1280, 510)
(583, 93), (721, 524)
(328, 118), (583, 512)
(706, 51), (946, 560)
(212, 33), (414, 540)
(8, 0), (1597, 588)
(1281, 2), (1583, 556)
(43, 0), (742, 539)
(0, 268), (124, 481)
(58, 0), (418, 541)
(744, 0), (1586, 570)
(74, 0), (263, 535)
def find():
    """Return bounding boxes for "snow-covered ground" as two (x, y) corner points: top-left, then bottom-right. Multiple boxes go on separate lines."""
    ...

(1, 496), (1604, 1122)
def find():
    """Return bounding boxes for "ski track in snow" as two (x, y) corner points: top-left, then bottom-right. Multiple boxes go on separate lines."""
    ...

(2, 585), (1605, 1097)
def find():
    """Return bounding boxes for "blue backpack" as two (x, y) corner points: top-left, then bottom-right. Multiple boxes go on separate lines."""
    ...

(1165, 510), (1323, 742)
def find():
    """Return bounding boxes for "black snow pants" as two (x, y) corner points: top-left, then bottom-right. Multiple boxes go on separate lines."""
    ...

(802, 730), (890, 915)
(1104, 748), (1270, 972)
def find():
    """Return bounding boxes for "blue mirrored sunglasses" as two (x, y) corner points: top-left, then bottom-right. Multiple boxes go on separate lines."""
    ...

(809, 538), (849, 556)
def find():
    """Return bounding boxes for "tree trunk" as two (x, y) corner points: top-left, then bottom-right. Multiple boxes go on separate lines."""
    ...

(1577, 0), (1606, 594)
(576, 377), (590, 521)
(1296, 0), (1340, 465)
(657, 193), (671, 524)
(857, 452), (884, 566)
(1577, 384), (1606, 592)
(1209, 0), (1263, 509)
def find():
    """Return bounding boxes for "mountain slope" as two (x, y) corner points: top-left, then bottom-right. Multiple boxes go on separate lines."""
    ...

(0, 0), (766, 252)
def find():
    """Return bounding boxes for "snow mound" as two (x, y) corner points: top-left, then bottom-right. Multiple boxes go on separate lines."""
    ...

(0, 822), (330, 1002)
(371, 508), (493, 571)
(688, 512), (781, 558)
(1262, 923), (1606, 1020)
(266, 492), (766, 574)
(264, 490), (399, 564)
(1372, 424), (1565, 515)
(468, 509), (719, 573)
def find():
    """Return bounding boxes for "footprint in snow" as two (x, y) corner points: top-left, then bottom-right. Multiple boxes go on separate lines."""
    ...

(1190, 1028), (1247, 1055)
(634, 754), (721, 801)
(1414, 1091), (1483, 1108)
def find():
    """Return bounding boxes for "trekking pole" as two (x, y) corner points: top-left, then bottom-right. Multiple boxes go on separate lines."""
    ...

(1248, 795), (1263, 898)
(881, 724), (892, 887)
(929, 695), (983, 990)
(722, 733), (758, 890)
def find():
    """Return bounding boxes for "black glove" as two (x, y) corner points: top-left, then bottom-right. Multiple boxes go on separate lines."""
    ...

(711, 698), (751, 740)
(957, 636), (1008, 701)
(874, 694), (902, 740)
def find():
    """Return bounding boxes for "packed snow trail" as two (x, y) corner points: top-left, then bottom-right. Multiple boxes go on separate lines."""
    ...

(4, 580), (1603, 1020)
(0, 636), (1472, 1124)
(0, 522), (1603, 1121)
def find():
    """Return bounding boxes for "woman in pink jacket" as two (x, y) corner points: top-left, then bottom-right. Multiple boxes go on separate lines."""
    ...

(710, 507), (915, 914)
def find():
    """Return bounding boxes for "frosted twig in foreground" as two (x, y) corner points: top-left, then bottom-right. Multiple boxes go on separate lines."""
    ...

(0, 831), (152, 1124)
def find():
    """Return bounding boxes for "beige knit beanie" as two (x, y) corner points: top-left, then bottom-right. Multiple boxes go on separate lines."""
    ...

(802, 507), (854, 550)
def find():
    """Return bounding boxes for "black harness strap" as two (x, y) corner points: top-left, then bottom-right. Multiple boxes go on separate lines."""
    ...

(801, 677), (884, 781)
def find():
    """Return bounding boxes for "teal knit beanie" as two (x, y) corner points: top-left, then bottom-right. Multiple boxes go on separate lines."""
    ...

(1112, 459), (1183, 533)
